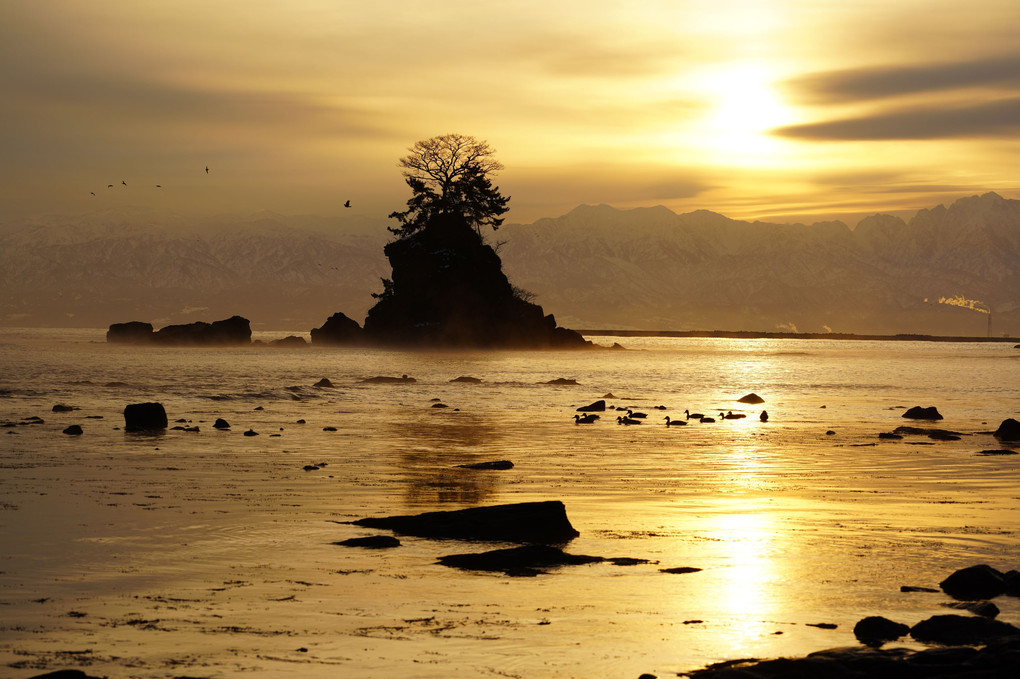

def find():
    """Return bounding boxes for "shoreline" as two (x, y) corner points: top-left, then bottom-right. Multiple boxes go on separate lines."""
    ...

(581, 329), (1019, 343)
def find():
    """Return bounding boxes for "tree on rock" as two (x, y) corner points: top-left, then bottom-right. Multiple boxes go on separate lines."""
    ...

(389, 133), (510, 238)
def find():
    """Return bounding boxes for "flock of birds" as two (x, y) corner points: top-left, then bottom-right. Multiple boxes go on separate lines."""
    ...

(573, 408), (768, 426)
(88, 165), (353, 207)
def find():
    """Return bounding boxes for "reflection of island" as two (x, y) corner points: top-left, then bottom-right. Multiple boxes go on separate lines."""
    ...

(397, 409), (509, 505)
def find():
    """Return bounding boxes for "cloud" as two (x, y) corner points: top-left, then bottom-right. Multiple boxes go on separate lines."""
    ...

(773, 97), (1020, 140)
(786, 52), (1020, 103)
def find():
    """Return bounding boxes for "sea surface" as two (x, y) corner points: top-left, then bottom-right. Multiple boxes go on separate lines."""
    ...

(1, 328), (1018, 678)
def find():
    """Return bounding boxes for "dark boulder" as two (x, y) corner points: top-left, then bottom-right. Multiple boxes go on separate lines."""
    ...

(940, 564), (1007, 600)
(910, 614), (1020, 645)
(362, 212), (589, 349)
(213, 418), (230, 429)
(106, 321), (154, 343)
(352, 500), (579, 544)
(576, 400), (606, 412)
(334, 535), (401, 549)
(359, 374), (416, 384)
(123, 402), (168, 432)
(28, 670), (106, 679)
(450, 375), (483, 383)
(51, 404), (75, 412)
(902, 405), (943, 420)
(944, 600), (1000, 618)
(737, 393), (765, 404)
(993, 418), (1020, 441)
(153, 315), (251, 345)
(853, 616), (910, 645)
(310, 312), (364, 345)
(313, 378), (335, 388)
(436, 544), (603, 576)
(62, 424), (83, 436)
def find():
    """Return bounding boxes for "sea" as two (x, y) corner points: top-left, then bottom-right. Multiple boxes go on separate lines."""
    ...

(1, 327), (1018, 678)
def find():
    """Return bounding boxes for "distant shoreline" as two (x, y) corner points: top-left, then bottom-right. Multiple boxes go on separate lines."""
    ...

(580, 329), (1018, 343)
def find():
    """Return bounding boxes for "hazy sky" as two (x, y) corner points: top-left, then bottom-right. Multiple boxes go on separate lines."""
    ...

(2, 0), (1019, 226)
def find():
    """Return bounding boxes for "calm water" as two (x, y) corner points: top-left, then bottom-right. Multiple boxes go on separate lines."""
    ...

(1, 328), (1018, 678)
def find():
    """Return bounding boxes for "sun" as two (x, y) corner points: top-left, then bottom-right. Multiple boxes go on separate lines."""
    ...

(696, 62), (794, 162)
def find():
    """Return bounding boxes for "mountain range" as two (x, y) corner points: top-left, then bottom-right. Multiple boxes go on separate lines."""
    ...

(2, 193), (1018, 336)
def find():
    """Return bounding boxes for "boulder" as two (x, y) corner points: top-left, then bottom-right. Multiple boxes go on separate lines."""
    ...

(213, 418), (230, 429)
(359, 375), (416, 384)
(737, 393), (765, 404)
(576, 400), (606, 412)
(51, 404), (75, 412)
(902, 405), (943, 420)
(993, 418), (1020, 441)
(940, 564), (1007, 600)
(62, 425), (83, 436)
(910, 614), (1020, 645)
(310, 312), (364, 345)
(944, 601), (1000, 618)
(123, 402), (167, 432)
(352, 500), (579, 544)
(450, 376), (483, 383)
(313, 378), (335, 388)
(106, 321), (154, 343)
(853, 616), (910, 645)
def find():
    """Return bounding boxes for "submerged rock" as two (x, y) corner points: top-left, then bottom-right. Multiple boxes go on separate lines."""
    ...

(360, 374), (416, 384)
(51, 404), (75, 412)
(436, 544), (603, 576)
(335, 535), (400, 549)
(313, 378), (335, 388)
(455, 460), (514, 470)
(123, 402), (168, 432)
(450, 375), (483, 383)
(62, 424), (83, 436)
(576, 399), (606, 412)
(737, 393), (765, 404)
(910, 614), (1020, 645)
(352, 500), (579, 544)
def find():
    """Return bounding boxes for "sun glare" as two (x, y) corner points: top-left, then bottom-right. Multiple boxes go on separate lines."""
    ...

(696, 63), (794, 163)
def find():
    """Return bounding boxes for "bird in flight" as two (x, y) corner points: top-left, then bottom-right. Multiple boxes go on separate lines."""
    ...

(155, 185), (162, 188)
(122, 180), (127, 186)
(90, 192), (95, 196)
(344, 200), (351, 208)
(107, 184), (114, 188)
(205, 166), (209, 174)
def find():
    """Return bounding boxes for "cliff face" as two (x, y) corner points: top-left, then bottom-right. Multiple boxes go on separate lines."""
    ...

(361, 214), (588, 348)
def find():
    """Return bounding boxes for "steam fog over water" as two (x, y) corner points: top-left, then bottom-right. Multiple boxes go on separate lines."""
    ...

(1, 328), (1018, 677)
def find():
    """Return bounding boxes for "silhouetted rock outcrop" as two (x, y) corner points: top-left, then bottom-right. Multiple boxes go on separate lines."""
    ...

(361, 213), (589, 348)
(940, 564), (1008, 600)
(310, 312), (364, 345)
(352, 500), (579, 544)
(903, 405), (943, 420)
(106, 321), (154, 343)
(853, 616), (910, 645)
(994, 418), (1020, 441)
(123, 402), (168, 432)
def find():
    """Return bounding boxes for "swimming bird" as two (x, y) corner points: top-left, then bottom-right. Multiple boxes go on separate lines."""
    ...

(684, 409), (704, 420)
(574, 413), (599, 424)
(626, 409), (648, 419)
(721, 411), (746, 419)
(760, 410), (769, 422)
(155, 184), (162, 188)
(617, 416), (642, 425)
(698, 416), (716, 423)
(344, 200), (351, 208)
(664, 416), (686, 426)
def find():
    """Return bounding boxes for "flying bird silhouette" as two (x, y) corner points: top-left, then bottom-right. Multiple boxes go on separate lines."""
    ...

(90, 192), (95, 196)
(121, 180), (127, 186)
(205, 166), (209, 174)
(107, 184), (114, 188)
(344, 200), (351, 208)
(155, 185), (162, 188)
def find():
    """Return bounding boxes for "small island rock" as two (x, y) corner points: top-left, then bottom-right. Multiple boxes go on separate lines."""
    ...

(123, 402), (168, 432)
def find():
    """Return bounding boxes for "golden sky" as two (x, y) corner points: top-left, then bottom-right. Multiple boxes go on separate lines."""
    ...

(2, 0), (1019, 226)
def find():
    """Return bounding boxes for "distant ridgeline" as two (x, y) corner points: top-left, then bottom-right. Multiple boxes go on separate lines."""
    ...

(107, 316), (252, 345)
(310, 212), (589, 348)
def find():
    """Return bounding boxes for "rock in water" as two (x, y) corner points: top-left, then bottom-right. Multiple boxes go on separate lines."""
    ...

(940, 564), (1007, 600)
(310, 312), (364, 345)
(902, 405), (943, 420)
(62, 425), (83, 436)
(993, 418), (1020, 441)
(910, 614), (1020, 645)
(576, 400), (606, 412)
(213, 418), (230, 429)
(123, 402), (168, 432)
(853, 616), (910, 645)
(352, 500), (580, 544)
(455, 460), (514, 470)
(737, 393), (764, 404)
(334, 535), (401, 549)
(152, 315), (251, 345)
(362, 212), (589, 348)
(106, 321), (154, 343)
(437, 544), (603, 576)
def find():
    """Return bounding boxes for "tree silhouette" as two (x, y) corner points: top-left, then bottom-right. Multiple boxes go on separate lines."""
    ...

(388, 133), (510, 237)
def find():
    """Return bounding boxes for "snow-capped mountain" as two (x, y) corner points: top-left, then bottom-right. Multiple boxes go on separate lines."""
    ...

(1, 193), (1018, 336)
